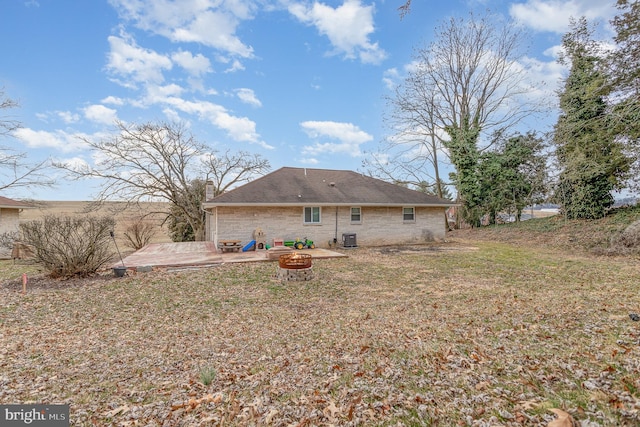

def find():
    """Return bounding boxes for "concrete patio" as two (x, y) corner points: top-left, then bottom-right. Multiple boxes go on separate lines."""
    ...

(115, 242), (347, 270)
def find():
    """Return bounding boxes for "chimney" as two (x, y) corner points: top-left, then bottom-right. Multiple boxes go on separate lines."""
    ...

(205, 181), (214, 200)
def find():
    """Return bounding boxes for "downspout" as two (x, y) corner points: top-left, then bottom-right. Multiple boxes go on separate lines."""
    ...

(334, 206), (338, 245)
(214, 207), (219, 248)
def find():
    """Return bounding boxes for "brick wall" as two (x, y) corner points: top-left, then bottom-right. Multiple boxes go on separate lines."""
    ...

(208, 205), (446, 248)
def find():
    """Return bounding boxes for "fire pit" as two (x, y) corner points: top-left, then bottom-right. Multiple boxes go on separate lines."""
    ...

(277, 252), (313, 281)
(279, 252), (312, 269)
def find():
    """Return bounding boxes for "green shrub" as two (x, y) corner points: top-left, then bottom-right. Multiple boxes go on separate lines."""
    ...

(20, 215), (116, 278)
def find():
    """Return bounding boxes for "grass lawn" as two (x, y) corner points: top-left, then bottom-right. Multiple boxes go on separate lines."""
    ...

(1, 239), (639, 426)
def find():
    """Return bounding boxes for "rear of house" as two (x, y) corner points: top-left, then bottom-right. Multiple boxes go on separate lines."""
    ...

(203, 167), (455, 249)
(0, 196), (34, 259)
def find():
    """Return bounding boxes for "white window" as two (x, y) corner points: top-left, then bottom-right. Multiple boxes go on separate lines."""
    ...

(403, 207), (415, 222)
(350, 207), (361, 224)
(304, 206), (321, 224)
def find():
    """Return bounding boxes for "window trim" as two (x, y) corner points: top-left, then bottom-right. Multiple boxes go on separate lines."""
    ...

(350, 206), (362, 224)
(303, 206), (321, 224)
(403, 206), (415, 222)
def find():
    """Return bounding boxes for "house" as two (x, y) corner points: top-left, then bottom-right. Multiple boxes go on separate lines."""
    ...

(202, 167), (455, 248)
(0, 196), (35, 258)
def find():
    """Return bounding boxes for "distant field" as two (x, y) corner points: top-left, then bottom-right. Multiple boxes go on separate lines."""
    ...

(19, 201), (173, 249)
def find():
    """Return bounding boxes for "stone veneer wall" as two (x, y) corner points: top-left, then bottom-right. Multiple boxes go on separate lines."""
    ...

(209, 206), (446, 248)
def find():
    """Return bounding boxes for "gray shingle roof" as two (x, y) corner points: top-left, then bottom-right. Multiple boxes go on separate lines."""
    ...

(204, 167), (454, 207)
(0, 196), (35, 209)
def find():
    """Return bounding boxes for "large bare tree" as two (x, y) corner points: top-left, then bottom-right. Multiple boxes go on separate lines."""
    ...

(1, 89), (53, 193)
(56, 121), (270, 241)
(372, 12), (540, 226)
(365, 70), (448, 199)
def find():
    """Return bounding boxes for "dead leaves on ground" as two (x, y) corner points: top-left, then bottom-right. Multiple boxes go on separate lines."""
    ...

(1, 245), (640, 426)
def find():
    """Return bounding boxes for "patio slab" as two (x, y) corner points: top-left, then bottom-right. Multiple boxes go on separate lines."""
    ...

(115, 241), (347, 270)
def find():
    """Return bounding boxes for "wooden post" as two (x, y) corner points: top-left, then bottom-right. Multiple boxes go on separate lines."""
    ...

(22, 273), (27, 294)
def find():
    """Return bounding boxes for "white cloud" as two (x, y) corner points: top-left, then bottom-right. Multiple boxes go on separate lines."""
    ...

(107, 34), (172, 86)
(101, 96), (125, 106)
(515, 55), (565, 105)
(58, 111), (81, 124)
(144, 83), (185, 104)
(224, 59), (245, 73)
(289, 0), (387, 64)
(382, 67), (400, 90)
(300, 120), (372, 157)
(162, 97), (273, 149)
(13, 128), (89, 153)
(34, 111), (80, 124)
(235, 88), (262, 107)
(53, 156), (90, 173)
(509, 0), (617, 34)
(162, 108), (183, 123)
(108, 0), (255, 58)
(298, 157), (320, 165)
(171, 50), (213, 76)
(84, 104), (118, 125)
(107, 33), (173, 86)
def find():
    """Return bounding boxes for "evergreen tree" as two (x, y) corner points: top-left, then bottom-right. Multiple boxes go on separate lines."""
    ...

(478, 133), (547, 224)
(553, 18), (630, 219)
(609, 0), (640, 191)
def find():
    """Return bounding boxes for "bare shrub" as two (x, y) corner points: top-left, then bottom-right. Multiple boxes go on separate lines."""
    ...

(20, 215), (115, 278)
(123, 218), (156, 250)
(0, 231), (19, 250)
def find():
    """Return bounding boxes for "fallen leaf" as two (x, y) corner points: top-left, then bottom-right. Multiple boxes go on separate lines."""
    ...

(103, 405), (129, 418)
(323, 401), (340, 419)
(265, 408), (279, 423)
(547, 408), (575, 427)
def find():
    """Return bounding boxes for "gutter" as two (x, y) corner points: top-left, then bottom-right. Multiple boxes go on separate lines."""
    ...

(202, 202), (458, 209)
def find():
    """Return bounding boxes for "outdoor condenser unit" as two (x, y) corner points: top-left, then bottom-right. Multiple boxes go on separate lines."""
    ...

(342, 233), (357, 248)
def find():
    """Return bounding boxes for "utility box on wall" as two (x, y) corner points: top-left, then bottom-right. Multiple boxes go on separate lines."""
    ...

(342, 233), (357, 248)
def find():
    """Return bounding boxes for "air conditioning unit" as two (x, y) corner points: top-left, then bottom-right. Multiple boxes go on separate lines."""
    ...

(342, 233), (357, 248)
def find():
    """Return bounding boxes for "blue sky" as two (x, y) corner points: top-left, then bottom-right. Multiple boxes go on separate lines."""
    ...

(0, 0), (619, 200)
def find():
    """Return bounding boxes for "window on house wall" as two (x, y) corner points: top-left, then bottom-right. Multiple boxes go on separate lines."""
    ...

(403, 207), (415, 222)
(304, 206), (321, 224)
(350, 207), (361, 224)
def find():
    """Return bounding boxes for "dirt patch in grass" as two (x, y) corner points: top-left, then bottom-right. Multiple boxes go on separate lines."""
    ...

(1, 243), (639, 426)
(376, 242), (478, 255)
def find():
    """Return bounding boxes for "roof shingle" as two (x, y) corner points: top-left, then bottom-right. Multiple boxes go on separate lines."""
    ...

(204, 167), (454, 206)
(0, 196), (35, 209)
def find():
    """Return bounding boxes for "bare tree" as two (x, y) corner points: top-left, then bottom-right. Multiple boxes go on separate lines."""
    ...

(426, 13), (538, 142)
(0, 89), (53, 192)
(373, 12), (541, 226)
(204, 149), (271, 197)
(0, 90), (20, 136)
(365, 73), (449, 200)
(55, 121), (270, 241)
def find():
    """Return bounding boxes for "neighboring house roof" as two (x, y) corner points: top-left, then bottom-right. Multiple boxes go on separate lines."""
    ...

(0, 196), (35, 209)
(203, 167), (455, 207)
